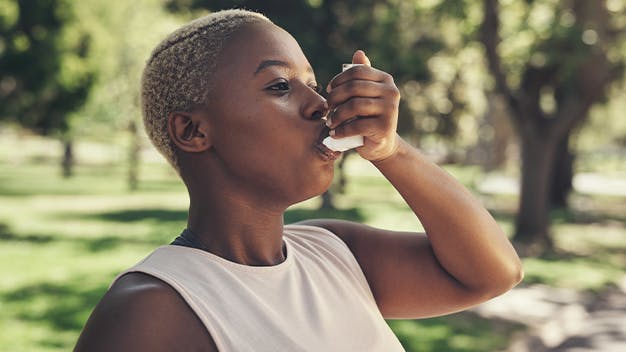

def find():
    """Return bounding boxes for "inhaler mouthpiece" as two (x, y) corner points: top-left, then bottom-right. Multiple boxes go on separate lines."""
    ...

(322, 135), (364, 152)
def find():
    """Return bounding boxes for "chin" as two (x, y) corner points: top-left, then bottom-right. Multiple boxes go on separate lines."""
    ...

(290, 171), (334, 205)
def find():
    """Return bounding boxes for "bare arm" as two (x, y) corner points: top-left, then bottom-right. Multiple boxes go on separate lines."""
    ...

(301, 50), (523, 319)
(376, 137), (523, 294)
(74, 273), (217, 352)
(304, 138), (522, 318)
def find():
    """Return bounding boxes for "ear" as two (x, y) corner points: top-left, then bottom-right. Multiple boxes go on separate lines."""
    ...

(167, 111), (212, 153)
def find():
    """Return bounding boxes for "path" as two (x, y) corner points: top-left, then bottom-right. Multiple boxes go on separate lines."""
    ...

(471, 276), (626, 351)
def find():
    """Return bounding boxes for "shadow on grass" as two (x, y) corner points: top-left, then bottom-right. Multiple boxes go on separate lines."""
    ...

(0, 223), (56, 243)
(521, 248), (625, 291)
(0, 164), (185, 197)
(83, 235), (166, 252)
(82, 208), (187, 223)
(486, 200), (626, 226)
(284, 207), (365, 223)
(0, 226), (168, 253)
(550, 208), (626, 225)
(488, 208), (515, 224)
(388, 311), (524, 352)
(1, 206), (365, 253)
(2, 277), (110, 333)
(0, 231), (56, 243)
(74, 206), (365, 225)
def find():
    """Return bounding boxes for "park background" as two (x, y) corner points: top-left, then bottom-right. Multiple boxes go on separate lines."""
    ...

(1, 0), (625, 351)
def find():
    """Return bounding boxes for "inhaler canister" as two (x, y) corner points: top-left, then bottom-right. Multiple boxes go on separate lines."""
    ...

(322, 64), (365, 152)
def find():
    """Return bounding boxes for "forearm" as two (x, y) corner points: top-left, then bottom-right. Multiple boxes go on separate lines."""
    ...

(372, 136), (523, 294)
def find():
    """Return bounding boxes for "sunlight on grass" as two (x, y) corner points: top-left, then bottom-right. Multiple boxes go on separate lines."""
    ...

(388, 314), (519, 352)
(1, 134), (624, 351)
(522, 257), (624, 291)
(520, 216), (626, 291)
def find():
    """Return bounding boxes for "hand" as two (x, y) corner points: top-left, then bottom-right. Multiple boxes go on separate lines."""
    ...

(325, 50), (401, 161)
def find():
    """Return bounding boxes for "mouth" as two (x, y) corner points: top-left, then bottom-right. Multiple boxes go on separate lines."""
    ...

(314, 125), (341, 161)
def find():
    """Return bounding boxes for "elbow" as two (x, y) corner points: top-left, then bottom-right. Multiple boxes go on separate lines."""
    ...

(513, 259), (525, 285)
(506, 247), (525, 287)
(485, 233), (525, 297)
(505, 259), (525, 291)
(467, 256), (524, 302)
(487, 257), (524, 299)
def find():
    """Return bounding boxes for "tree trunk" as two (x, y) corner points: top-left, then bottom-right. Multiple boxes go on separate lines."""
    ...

(319, 190), (336, 210)
(480, 0), (619, 256)
(319, 152), (353, 210)
(514, 134), (555, 252)
(549, 135), (574, 209)
(336, 151), (351, 194)
(61, 140), (74, 178)
(128, 119), (140, 191)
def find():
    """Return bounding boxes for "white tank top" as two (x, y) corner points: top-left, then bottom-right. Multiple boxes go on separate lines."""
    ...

(115, 224), (405, 352)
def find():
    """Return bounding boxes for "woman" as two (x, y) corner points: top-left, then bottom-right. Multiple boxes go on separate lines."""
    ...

(75, 9), (522, 352)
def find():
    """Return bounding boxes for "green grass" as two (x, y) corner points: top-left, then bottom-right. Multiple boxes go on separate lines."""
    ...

(1, 132), (624, 351)
(389, 314), (523, 352)
(520, 218), (626, 292)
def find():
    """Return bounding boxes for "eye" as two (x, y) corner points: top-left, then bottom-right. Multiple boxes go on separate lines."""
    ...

(309, 83), (323, 94)
(266, 80), (290, 93)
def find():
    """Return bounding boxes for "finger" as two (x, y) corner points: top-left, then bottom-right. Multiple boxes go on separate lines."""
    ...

(331, 116), (387, 139)
(352, 50), (371, 66)
(326, 97), (387, 128)
(326, 65), (391, 93)
(327, 80), (395, 109)
(325, 50), (370, 93)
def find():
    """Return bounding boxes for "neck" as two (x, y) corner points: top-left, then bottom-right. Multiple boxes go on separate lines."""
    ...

(186, 184), (287, 267)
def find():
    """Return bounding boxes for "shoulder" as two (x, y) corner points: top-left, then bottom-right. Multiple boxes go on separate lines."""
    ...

(284, 222), (364, 264)
(284, 223), (349, 247)
(290, 219), (392, 249)
(75, 272), (217, 352)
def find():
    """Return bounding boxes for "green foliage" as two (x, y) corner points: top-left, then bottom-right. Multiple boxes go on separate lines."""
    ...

(0, 0), (93, 135)
(0, 133), (529, 352)
(4, 0), (626, 157)
(579, 80), (626, 152)
(70, 0), (183, 137)
(523, 256), (624, 292)
(3, 132), (624, 351)
(496, 0), (625, 95)
(164, 0), (484, 147)
(389, 315), (521, 352)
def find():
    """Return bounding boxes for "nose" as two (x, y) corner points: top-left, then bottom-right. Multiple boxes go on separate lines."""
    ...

(302, 89), (328, 121)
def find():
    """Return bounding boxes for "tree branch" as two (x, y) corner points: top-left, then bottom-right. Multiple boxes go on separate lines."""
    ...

(553, 0), (618, 138)
(554, 52), (613, 139)
(480, 0), (519, 117)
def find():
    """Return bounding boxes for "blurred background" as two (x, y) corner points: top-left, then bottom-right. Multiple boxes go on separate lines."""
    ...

(1, 0), (625, 351)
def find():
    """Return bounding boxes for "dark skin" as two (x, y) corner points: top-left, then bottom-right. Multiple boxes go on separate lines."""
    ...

(75, 21), (523, 351)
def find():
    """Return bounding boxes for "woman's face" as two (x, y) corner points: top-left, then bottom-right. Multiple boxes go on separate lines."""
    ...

(204, 21), (338, 206)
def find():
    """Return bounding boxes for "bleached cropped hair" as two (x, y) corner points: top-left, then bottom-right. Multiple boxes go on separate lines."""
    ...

(141, 9), (271, 171)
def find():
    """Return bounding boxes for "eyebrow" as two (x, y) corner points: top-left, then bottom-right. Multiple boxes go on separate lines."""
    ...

(254, 59), (313, 75)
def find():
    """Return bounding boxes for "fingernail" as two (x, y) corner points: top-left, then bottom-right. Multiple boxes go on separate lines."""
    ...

(329, 129), (335, 136)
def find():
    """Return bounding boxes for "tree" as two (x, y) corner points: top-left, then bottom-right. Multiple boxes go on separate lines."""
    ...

(480, 0), (625, 251)
(71, 0), (182, 190)
(165, 0), (473, 208)
(0, 0), (93, 176)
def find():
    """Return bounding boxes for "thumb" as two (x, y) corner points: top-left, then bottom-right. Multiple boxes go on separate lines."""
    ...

(352, 50), (371, 67)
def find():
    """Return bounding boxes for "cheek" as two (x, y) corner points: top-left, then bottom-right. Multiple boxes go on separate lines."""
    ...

(215, 100), (304, 161)
(211, 98), (333, 200)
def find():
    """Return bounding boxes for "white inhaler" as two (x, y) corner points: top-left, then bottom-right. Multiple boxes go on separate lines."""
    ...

(322, 64), (365, 152)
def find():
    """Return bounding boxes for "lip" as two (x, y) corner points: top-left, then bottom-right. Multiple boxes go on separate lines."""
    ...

(314, 125), (341, 161)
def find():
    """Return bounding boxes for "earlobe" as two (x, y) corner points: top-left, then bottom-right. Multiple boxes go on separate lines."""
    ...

(167, 111), (212, 153)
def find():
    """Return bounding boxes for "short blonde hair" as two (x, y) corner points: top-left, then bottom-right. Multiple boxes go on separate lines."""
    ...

(141, 9), (271, 171)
